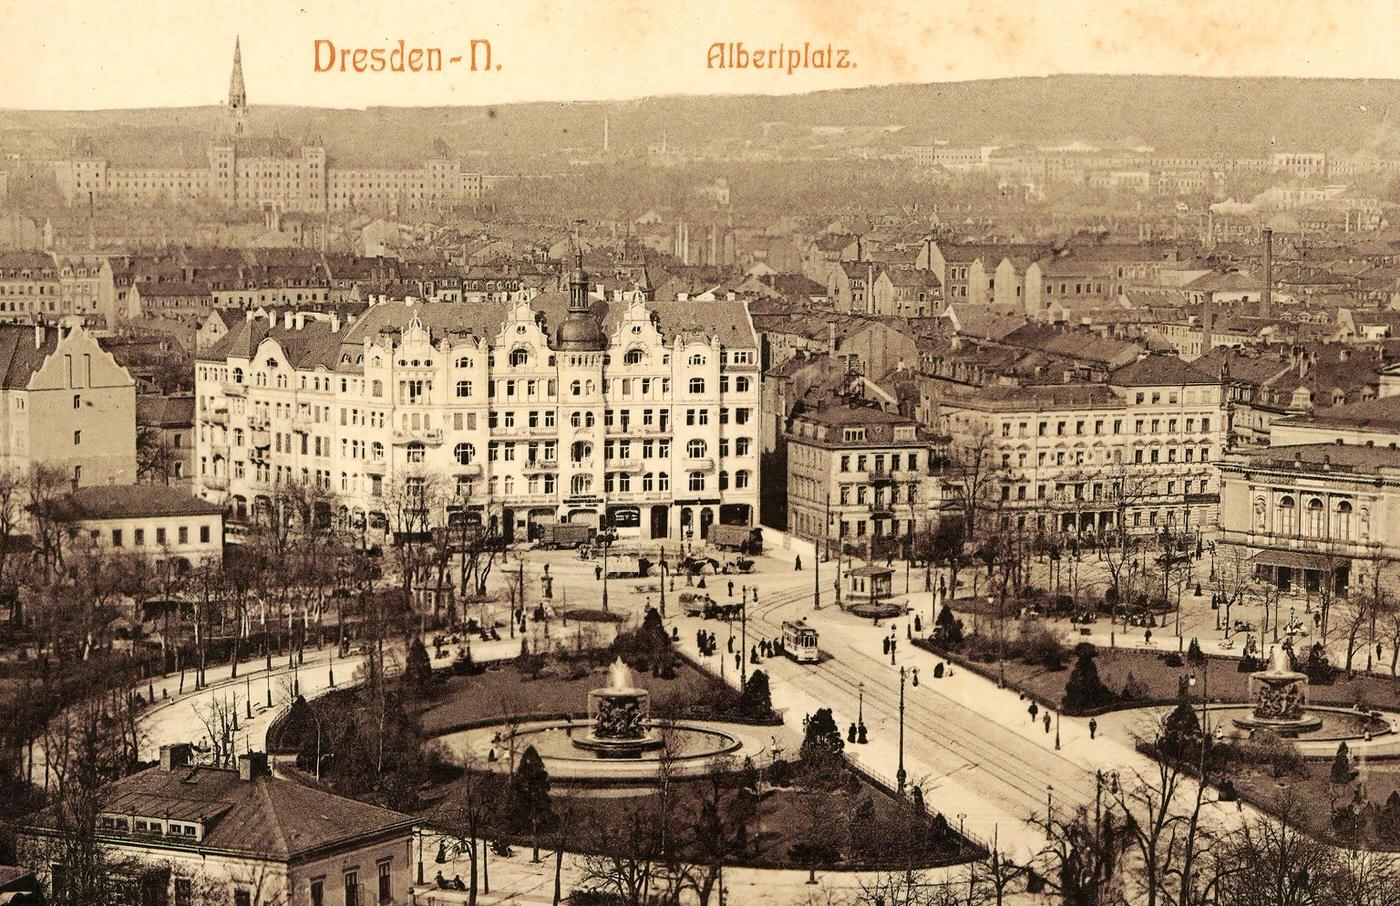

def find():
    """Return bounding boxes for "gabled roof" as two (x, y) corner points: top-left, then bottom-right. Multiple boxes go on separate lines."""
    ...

(0, 325), (58, 390)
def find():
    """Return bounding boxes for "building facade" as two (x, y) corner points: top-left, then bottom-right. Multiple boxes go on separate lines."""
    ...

(937, 355), (1227, 535)
(194, 272), (761, 543)
(785, 401), (944, 554)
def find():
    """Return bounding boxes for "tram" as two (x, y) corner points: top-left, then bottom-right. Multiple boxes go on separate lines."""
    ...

(781, 619), (820, 663)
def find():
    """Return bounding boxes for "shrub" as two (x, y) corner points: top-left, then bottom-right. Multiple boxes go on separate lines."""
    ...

(404, 638), (433, 691)
(1186, 638), (1205, 666)
(1163, 652), (1184, 668)
(1121, 672), (1149, 701)
(1330, 742), (1355, 785)
(1019, 623), (1068, 671)
(934, 605), (965, 648)
(738, 670), (773, 719)
(1236, 729), (1306, 779)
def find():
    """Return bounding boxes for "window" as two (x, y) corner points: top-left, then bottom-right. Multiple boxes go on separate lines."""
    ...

(509, 348), (529, 366)
(687, 439), (707, 458)
(624, 348), (644, 365)
(689, 377), (705, 394)
(689, 472), (706, 492)
(310, 879), (324, 906)
(378, 859), (392, 904)
(73, 430), (81, 446)
(155, 527), (166, 545)
(688, 353), (706, 366)
(344, 871), (360, 906)
(455, 443), (475, 465)
(112, 529), (123, 546)
(73, 394), (80, 409)
(456, 380), (471, 398)
(235, 892), (252, 906)
(134, 528), (145, 546)
(407, 443), (425, 464)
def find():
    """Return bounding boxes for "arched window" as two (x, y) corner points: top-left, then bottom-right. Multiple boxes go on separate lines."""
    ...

(571, 380), (582, 396)
(371, 442), (384, 461)
(571, 441), (592, 462)
(1336, 500), (1353, 540)
(658, 471), (670, 491)
(689, 377), (705, 394)
(1306, 498), (1324, 537)
(687, 439), (707, 458)
(642, 472), (655, 492)
(624, 348), (644, 365)
(1277, 495), (1296, 535)
(455, 356), (472, 368)
(618, 472), (631, 492)
(454, 442), (475, 465)
(509, 348), (529, 367)
(456, 380), (471, 398)
(232, 367), (244, 384)
(570, 412), (582, 428)
(735, 470), (751, 489)
(688, 353), (706, 366)
(735, 377), (751, 393)
(406, 442), (425, 464)
(571, 474), (591, 495)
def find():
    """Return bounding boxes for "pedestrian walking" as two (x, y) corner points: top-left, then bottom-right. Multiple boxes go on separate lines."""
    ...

(1145, 628), (1153, 646)
(1043, 712), (1052, 734)
(1029, 702), (1039, 722)
(594, 565), (602, 581)
(1089, 718), (1098, 740)
(795, 555), (802, 571)
(734, 652), (741, 671)
(728, 580), (734, 598)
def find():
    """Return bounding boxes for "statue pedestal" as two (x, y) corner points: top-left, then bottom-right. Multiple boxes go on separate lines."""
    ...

(1232, 669), (1323, 736)
(573, 687), (663, 758)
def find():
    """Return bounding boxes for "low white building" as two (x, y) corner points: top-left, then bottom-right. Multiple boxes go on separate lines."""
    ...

(55, 483), (225, 569)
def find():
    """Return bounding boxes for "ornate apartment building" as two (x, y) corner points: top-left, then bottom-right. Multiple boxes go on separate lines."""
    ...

(193, 263), (761, 542)
(938, 354), (1227, 535)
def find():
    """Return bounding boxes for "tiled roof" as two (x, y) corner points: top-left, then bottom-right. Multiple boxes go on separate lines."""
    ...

(23, 764), (413, 862)
(136, 394), (196, 428)
(1244, 442), (1400, 472)
(1287, 394), (1400, 431)
(0, 325), (58, 390)
(56, 484), (223, 521)
(1110, 353), (1216, 387)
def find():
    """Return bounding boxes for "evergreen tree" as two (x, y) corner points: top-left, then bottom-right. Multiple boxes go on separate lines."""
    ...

(739, 669), (773, 718)
(1331, 741), (1355, 784)
(801, 707), (844, 758)
(403, 638), (433, 692)
(1062, 643), (1114, 713)
(1160, 699), (1202, 761)
(505, 745), (554, 858)
(1186, 637), (1205, 666)
(1378, 791), (1400, 842)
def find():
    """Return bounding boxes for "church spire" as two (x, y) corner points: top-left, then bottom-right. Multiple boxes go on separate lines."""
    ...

(228, 36), (247, 136)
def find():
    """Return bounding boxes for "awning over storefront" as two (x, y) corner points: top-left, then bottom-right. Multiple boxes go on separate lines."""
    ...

(1249, 549), (1349, 570)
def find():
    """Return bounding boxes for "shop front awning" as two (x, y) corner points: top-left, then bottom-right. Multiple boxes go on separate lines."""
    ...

(1249, 549), (1350, 570)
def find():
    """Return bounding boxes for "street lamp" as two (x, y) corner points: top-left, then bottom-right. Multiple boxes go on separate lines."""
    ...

(897, 666), (916, 794)
(658, 546), (667, 618)
(1046, 784), (1055, 831)
(741, 586), (749, 687)
(857, 681), (866, 743)
(1054, 708), (1061, 751)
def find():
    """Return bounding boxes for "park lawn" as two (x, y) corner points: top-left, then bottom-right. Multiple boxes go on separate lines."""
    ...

(423, 770), (972, 871)
(944, 643), (1400, 713)
(1229, 760), (1400, 851)
(414, 657), (744, 736)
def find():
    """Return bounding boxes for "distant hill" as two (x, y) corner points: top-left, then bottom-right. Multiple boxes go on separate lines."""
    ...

(4, 74), (1400, 167)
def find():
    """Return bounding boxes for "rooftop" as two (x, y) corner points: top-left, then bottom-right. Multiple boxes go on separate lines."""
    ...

(22, 761), (414, 862)
(56, 484), (224, 522)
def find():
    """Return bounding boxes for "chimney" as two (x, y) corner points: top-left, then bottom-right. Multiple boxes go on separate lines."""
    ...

(828, 320), (837, 352)
(238, 752), (269, 782)
(330, 313), (340, 332)
(283, 312), (294, 330)
(1261, 227), (1273, 318)
(294, 312), (305, 330)
(32, 324), (43, 349)
(160, 743), (193, 772)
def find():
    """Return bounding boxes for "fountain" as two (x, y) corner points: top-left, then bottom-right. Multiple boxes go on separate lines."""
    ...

(1232, 646), (1323, 736)
(572, 657), (665, 757)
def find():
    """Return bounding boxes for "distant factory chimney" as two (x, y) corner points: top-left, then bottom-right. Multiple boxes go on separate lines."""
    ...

(1260, 227), (1273, 318)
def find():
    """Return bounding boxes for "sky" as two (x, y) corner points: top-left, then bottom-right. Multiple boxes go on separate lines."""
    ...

(1, 0), (1398, 110)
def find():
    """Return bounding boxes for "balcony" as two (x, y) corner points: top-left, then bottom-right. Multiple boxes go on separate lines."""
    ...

(611, 458), (644, 473)
(868, 468), (894, 483)
(209, 444), (230, 459)
(523, 459), (557, 474)
(203, 475), (229, 491)
(221, 382), (246, 397)
(250, 430), (271, 449)
(684, 457), (715, 473)
(393, 428), (444, 445)
(364, 459), (387, 475)
(207, 409), (228, 427)
(457, 463), (484, 479)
